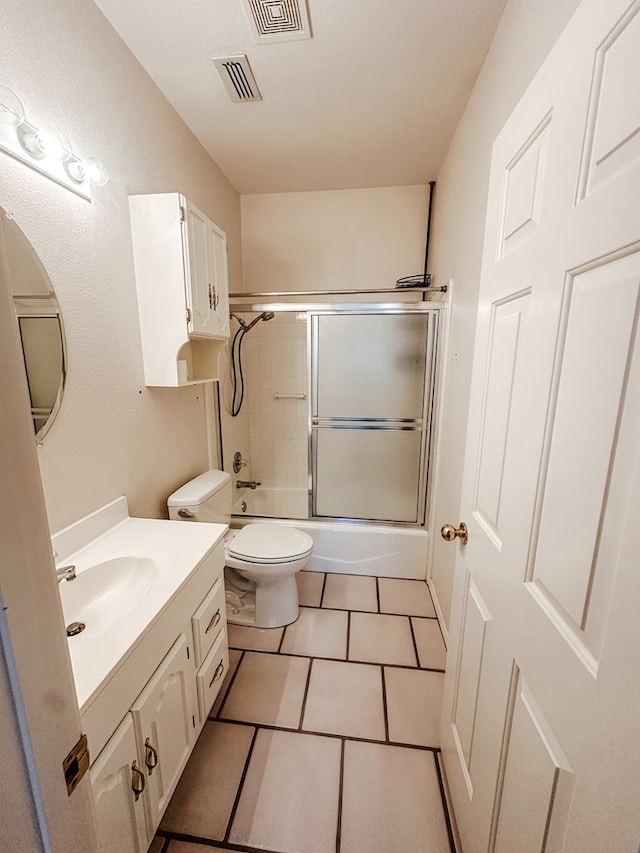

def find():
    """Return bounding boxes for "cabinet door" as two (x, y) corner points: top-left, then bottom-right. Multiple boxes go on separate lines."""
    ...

(183, 200), (229, 339)
(206, 220), (230, 338)
(131, 632), (198, 837)
(90, 715), (148, 853)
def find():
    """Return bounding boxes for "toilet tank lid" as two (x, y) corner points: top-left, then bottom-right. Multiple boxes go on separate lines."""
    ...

(167, 470), (231, 507)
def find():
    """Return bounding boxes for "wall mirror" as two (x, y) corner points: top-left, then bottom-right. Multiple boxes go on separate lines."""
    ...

(0, 207), (67, 441)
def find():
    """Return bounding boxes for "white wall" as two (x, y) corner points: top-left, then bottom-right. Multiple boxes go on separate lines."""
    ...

(427, 0), (583, 635)
(0, 0), (241, 534)
(241, 186), (428, 293)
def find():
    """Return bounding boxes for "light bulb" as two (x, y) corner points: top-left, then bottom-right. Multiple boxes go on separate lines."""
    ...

(21, 127), (71, 161)
(67, 156), (109, 187)
(0, 85), (25, 127)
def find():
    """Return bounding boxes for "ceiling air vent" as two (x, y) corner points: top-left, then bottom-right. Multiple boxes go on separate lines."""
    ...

(241, 0), (311, 42)
(212, 55), (262, 103)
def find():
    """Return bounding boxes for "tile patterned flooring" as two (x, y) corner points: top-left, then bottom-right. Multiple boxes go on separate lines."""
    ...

(154, 572), (454, 853)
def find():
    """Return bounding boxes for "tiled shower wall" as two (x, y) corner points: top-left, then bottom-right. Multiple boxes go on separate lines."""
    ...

(244, 313), (308, 488)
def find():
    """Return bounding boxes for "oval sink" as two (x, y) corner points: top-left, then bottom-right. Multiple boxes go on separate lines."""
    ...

(60, 556), (158, 639)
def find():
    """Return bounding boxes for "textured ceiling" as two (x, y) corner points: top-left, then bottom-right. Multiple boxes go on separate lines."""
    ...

(93, 0), (508, 194)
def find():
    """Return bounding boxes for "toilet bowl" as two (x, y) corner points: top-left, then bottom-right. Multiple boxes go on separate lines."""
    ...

(167, 471), (313, 628)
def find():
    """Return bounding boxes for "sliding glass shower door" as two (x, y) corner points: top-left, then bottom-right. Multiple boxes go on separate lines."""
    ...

(311, 310), (437, 524)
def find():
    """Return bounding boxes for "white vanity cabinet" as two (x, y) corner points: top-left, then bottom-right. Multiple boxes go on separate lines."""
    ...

(128, 192), (230, 386)
(85, 539), (229, 852)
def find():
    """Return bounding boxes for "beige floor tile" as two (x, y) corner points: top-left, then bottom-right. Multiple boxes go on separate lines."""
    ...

(379, 577), (436, 617)
(303, 659), (385, 740)
(297, 570), (325, 606)
(280, 607), (348, 659)
(160, 721), (254, 840)
(221, 651), (309, 728)
(227, 621), (284, 652)
(148, 839), (165, 853)
(210, 647), (242, 718)
(412, 617), (447, 670)
(341, 741), (450, 853)
(322, 573), (378, 612)
(385, 667), (444, 747)
(349, 612), (417, 666)
(229, 729), (341, 853)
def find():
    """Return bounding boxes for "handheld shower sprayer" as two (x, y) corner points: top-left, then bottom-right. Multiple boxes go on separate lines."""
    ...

(229, 311), (275, 416)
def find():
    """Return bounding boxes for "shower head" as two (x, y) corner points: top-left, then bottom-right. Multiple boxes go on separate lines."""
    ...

(231, 310), (275, 332)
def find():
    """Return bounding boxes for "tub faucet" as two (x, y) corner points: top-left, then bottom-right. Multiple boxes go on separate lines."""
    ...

(236, 480), (261, 490)
(56, 565), (77, 583)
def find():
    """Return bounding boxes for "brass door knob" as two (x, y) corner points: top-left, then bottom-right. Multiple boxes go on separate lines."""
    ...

(440, 522), (468, 545)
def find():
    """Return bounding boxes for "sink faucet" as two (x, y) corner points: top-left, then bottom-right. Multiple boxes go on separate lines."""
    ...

(236, 480), (261, 490)
(56, 565), (77, 583)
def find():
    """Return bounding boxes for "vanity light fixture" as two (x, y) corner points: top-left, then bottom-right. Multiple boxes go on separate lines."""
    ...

(0, 84), (109, 201)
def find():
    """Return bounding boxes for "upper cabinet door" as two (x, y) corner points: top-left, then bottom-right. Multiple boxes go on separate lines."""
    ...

(183, 200), (229, 339)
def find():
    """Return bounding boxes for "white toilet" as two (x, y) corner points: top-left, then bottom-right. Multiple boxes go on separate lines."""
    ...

(167, 470), (313, 628)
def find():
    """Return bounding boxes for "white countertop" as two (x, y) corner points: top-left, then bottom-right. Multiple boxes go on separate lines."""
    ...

(52, 498), (226, 710)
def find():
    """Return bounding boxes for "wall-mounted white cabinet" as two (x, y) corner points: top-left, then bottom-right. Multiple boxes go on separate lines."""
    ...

(129, 193), (230, 386)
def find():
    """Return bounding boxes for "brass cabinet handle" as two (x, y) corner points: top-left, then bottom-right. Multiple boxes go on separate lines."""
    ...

(440, 522), (468, 545)
(205, 608), (221, 634)
(144, 738), (158, 775)
(208, 283), (219, 310)
(209, 660), (225, 688)
(131, 761), (145, 801)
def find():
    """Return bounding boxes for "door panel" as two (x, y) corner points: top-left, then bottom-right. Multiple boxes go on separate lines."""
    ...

(531, 254), (640, 637)
(493, 676), (574, 853)
(473, 293), (529, 544)
(441, 1), (640, 850)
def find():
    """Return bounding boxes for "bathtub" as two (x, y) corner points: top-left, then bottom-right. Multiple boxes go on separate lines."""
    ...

(232, 487), (428, 580)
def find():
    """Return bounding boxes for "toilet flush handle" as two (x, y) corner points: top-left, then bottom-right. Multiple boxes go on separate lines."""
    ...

(178, 508), (196, 519)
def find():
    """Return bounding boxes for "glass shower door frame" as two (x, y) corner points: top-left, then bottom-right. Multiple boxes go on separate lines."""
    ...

(308, 305), (439, 526)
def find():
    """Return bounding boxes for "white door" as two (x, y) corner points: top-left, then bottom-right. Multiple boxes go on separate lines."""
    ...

(440, 0), (640, 851)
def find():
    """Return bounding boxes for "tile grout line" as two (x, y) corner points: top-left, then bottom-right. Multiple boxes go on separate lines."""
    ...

(380, 664), (390, 743)
(226, 645), (445, 674)
(336, 738), (345, 853)
(158, 828), (281, 853)
(375, 576), (380, 613)
(433, 750), (458, 853)
(408, 616), (422, 669)
(346, 611), (351, 661)
(298, 656), (314, 731)
(319, 571), (328, 608)
(222, 725), (259, 847)
(213, 650), (246, 721)
(214, 715), (443, 753)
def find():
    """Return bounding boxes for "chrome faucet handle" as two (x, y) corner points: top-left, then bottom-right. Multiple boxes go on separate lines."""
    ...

(233, 451), (247, 474)
(56, 565), (76, 583)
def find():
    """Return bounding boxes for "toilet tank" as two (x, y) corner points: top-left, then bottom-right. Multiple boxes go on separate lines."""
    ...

(167, 470), (232, 524)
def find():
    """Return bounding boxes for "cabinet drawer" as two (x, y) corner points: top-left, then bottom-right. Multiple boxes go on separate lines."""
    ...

(192, 577), (226, 667)
(196, 629), (229, 722)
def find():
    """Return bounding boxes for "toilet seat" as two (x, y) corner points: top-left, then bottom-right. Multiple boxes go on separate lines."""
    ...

(227, 523), (313, 564)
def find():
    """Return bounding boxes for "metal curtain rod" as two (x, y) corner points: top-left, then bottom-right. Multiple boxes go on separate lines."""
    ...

(229, 285), (447, 298)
